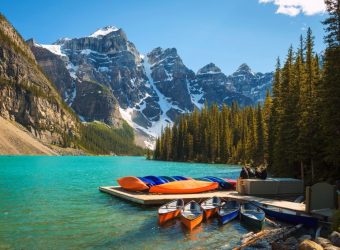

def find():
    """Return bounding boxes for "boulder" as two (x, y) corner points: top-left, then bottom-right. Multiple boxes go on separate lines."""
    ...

(330, 231), (340, 247)
(299, 240), (323, 250)
(315, 237), (340, 250)
(299, 235), (312, 242)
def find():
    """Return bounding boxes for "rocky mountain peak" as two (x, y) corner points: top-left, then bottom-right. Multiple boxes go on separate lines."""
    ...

(26, 38), (35, 47)
(147, 47), (180, 66)
(235, 63), (252, 74)
(89, 25), (119, 38)
(197, 63), (222, 75)
(54, 37), (71, 45)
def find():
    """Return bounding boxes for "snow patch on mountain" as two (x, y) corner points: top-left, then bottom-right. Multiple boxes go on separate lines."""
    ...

(39, 44), (66, 57)
(142, 58), (174, 134)
(197, 71), (222, 75)
(89, 26), (119, 38)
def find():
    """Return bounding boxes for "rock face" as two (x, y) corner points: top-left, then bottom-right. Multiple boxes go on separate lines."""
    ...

(0, 14), (78, 145)
(28, 39), (74, 100)
(29, 25), (273, 147)
(227, 63), (273, 103)
(147, 47), (194, 112)
(72, 80), (122, 126)
(191, 63), (253, 108)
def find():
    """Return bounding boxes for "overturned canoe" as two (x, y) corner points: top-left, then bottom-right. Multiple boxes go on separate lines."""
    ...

(117, 176), (149, 191)
(143, 175), (169, 185)
(201, 196), (221, 219)
(172, 176), (188, 181)
(158, 199), (184, 225)
(160, 176), (177, 182)
(138, 177), (157, 187)
(204, 176), (234, 190)
(149, 180), (218, 194)
(180, 200), (203, 230)
(224, 178), (237, 189)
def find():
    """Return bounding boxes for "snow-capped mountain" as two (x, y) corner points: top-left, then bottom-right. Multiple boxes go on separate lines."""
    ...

(28, 26), (273, 148)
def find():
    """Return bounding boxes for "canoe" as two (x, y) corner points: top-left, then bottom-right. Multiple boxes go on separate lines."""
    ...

(200, 196), (221, 219)
(224, 178), (237, 189)
(240, 203), (265, 230)
(194, 177), (212, 182)
(172, 176), (188, 181)
(143, 175), (169, 185)
(252, 201), (318, 227)
(158, 199), (184, 225)
(180, 200), (203, 230)
(218, 200), (240, 224)
(117, 176), (149, 191)
(160, 176), (176, 182)
(149, 180), (219, 194)
(138, 177), (157, 187)
(204, 176), (234, 190)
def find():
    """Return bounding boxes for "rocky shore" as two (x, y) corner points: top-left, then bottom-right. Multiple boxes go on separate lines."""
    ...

(235, 227), (340, 250)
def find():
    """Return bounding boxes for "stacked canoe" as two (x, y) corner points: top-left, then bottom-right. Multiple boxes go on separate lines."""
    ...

(117, 175), (236, 194)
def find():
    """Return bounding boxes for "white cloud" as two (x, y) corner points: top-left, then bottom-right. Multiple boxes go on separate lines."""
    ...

(259, 0), (326, 16)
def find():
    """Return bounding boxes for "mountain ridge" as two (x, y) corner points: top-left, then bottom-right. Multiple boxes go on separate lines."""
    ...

(29, 25), (273, 148)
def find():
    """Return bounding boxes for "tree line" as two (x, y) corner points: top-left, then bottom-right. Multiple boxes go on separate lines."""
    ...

(153, 0), (340, 182)
(78, 121), (145, 155)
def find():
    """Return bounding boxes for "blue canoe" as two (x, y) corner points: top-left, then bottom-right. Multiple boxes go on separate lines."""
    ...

(194, 177), (212, 182)
(143, 176), (169, 185)
(159, 176), (177, 182)
(204, 176), (233, 190)
(218, 200), (240, 224)
(172, 176), (188, 181)
(252, 202), (318, 228)
(138, 177), (157, 186)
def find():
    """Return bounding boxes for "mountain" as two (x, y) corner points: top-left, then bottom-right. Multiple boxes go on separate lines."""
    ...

(29, 25), (273, 148)
(227, 63), (273, 103)
(0, 14), (79, 146)
(0, 14), (145, 156)
(190, 63), (253, 108)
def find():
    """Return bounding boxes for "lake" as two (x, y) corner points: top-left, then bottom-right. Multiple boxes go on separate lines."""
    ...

(0, 156), (251, 249)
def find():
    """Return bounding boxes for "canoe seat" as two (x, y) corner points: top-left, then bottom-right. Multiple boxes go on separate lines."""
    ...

(165, 205), (177, 209)
(243, 212), (259, 220)
(182, 211), (202, 219)
(202, 205), (217, 209)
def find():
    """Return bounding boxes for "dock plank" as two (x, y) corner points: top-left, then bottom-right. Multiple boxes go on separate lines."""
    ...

(99, 186), (306, 212)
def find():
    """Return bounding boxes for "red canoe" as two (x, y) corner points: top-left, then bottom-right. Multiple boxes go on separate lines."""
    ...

(149, 180), (218, 194)
(224, 178), (237, 189)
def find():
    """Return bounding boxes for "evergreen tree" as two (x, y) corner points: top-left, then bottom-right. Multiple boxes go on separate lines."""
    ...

(153, 12), (339, 181)
(263, 89), (272, 163)
(255, 104), (264, 164)
(319, 0), (340, 170)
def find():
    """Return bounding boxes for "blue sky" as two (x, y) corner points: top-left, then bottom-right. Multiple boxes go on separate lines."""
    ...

(1, 0), (326, 74)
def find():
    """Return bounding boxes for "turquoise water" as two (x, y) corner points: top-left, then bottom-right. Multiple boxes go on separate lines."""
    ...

(0, 156), (250, 249)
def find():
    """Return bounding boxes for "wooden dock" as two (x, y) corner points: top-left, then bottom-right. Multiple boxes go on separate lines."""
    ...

(99, 186), (306, 212)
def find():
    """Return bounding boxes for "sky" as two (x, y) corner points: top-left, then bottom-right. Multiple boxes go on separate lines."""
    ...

(1, 0), (327, 74)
